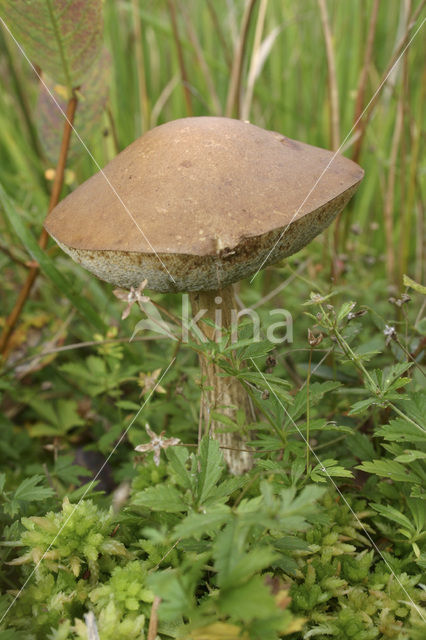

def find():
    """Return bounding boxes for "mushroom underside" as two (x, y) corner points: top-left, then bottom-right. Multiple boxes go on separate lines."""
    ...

(53, 184), (357, 292)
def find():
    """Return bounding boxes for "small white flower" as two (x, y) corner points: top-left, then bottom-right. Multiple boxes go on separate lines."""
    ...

(113, 279), (150, 319)
(134, 423), (180, 466)
(384, 324), (397, 345)
(384, 325), (396, 337)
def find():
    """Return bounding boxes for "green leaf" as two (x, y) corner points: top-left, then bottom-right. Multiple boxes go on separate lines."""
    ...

(371, 503), (414, 533)
(397, 392), (426, 428)
(310, 459), (354, 483)
(218, 575), (277, 621)
(394, 450), (426, 463)
(376, 417), (426, 444)
(0, 183), (105, 331)
(220, 547), (277, 588)
(403, 274), (426, 295)
(349, 397), (382, 415)
(375, 363), (413, 395)
(276, 484), (325, 530)
(133, 485), (187, 512)
(166, 447), (192, 490)
(173, 505), (230, 540)
(1, 0), (103, 90)
(53, 455), (91, 485)
(13, 475), (54, 503)
(207, 476), (247, 502)
(407, 498), (425, 531)
(147, 569), (194, 620)
(213, 519), (243, 587)
(357, 459), (421, 483)
(28, 398), (84, 436)
(346, 432), (376, 461)
(337, 301), (356, 323)
(196, 438), (224, 505)
(116, 400), (141, 411)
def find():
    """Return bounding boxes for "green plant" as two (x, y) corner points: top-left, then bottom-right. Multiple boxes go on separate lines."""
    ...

(1, 1), (425, 638)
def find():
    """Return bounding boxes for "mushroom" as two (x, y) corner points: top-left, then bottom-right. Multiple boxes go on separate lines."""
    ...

(44, 117), (364, 474)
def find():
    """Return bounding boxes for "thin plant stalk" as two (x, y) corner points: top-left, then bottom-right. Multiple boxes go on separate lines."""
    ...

(206, 0), (233, 70)
(106, 105), (121, 155)
(317, 0), (342, 277)
(147, 597), (161, 640)
(241, 0), (268, 121)
(131, 0), (150, 133)
(349, 0), (426, 165)
(396, 32), (409, 288)
(225, 0), (259, 118)
(351, 0), (381, 165)
(317, 0), (340, 151)
(306, 344), (313, 473)
(150, 74), (179, 128)
(167, 0), (193, 116)
(0, 94), (78, 356)
(0, 27), (45, 169)
(399, 68), (423, 284)
(383, 87), (404, 286)
(414, 173), (424, 284)
(178, 0), (222, 115)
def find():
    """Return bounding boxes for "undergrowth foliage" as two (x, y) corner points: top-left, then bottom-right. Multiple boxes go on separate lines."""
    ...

(0, 0), (425, 639)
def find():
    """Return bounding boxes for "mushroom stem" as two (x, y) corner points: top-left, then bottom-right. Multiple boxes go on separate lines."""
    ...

(189, 285), (253, 474)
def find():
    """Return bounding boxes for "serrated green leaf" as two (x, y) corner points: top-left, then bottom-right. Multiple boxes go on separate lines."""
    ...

(133, 485), (187, 512)
(396, 392), (426, 428)
(173, 505), (230, 540)
(13, 475), (54, 503)
(311, 459), (354, 483)
(197, 438), (224, 505)
(166, 447), (192, 490)
(281, 485), (325, 519)
(346, 432), (376, 460)
(222, 547), (277, 589)
(371, 503), (414, 532)
(213, 519), (244, 587)
(349, 397), (382, 415)
(376, 417), (426, 444)
(394, 450), (426, 463)
(218, 575), (276, 621)
(286, 381), (341, 424)
(206, 476), (247, 502)
(357, 459), (421, 483)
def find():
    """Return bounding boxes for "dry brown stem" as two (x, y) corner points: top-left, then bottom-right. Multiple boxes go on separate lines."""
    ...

(0, 93), (78, 356)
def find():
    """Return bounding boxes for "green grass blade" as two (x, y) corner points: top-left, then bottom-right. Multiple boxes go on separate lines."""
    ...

(0, 182), (105, 332)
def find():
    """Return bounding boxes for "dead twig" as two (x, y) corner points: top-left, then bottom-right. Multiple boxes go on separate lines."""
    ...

(0, 93), (78, 355)
(147, 596), (161, 640)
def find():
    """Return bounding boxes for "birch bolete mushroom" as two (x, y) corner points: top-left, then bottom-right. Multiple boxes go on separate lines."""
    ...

(44, 117), (364, 474)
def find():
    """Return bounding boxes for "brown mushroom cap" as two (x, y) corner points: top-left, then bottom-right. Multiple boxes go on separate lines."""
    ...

(44, 117), (363, 292)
